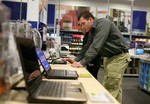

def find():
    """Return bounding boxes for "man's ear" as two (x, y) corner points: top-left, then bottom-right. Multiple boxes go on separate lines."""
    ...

(88, 17), (94, 23)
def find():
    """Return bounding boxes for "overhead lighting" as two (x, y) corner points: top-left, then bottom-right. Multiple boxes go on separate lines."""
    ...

(129, 0), (135, 1)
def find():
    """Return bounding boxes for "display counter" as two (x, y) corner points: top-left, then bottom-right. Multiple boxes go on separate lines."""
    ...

(124, 53), (150, 93)
(2, 64), (120, 104)
(138, 57), (150, 93)
(124, 54), (149, 76)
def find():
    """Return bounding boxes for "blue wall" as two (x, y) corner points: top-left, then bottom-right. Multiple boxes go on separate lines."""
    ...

(2, 1), (55, 27)
(132, 11), (147, 32)
(47, 4), (55, 27)
(2, 1), (27, 21)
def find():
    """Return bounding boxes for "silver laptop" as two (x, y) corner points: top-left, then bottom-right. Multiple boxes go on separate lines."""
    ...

(35, 48), (79, 79)
(16, 37), (87, 103)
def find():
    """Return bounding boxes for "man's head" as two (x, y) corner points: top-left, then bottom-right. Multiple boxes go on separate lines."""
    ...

(78, 11), (94, 33)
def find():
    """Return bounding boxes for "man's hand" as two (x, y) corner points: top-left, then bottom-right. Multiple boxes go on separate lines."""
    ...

(63, 58), (75, 64)
(71, 61), (83, 68)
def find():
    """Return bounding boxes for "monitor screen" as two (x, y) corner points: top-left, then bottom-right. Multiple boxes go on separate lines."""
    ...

(36, 48), (50, 71)
(136, 48), (144, 55)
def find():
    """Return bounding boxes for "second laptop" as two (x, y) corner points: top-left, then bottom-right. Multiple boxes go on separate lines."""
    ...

(35, 48), (79, 79)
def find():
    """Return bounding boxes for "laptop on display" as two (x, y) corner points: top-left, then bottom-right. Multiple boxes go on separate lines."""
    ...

(136, 48), (144, 55)
(16, 37), (87, 104)
(35, 48), (78, 79)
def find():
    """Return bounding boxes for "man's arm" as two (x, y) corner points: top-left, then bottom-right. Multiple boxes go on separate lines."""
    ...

(75, 34), (92, 62)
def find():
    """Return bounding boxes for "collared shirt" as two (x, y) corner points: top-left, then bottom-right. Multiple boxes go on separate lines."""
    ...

(79, 18), (129, 66)
(75, 32), (101, 65)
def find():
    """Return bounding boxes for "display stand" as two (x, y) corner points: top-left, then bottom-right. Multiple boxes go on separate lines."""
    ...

(139, 58), (150, 93)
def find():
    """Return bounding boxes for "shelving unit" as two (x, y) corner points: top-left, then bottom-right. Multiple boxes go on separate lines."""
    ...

(69, 34), (83, 55)
(122, 33), (150, 39)
(124, 58), (140, 77)
(122, 33), (150, 77)
(139, 59), (150, 93)
(60, 30), (83, 55)
(60, 30), (83, 35)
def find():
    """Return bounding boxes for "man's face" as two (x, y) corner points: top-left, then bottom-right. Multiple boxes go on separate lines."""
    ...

(78, 24), (86, 34)
(78, 17), (93, 33)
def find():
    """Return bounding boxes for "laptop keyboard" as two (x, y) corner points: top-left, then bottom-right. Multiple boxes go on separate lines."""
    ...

(38, 81), (66, 97)
(51, 70), (67, 76)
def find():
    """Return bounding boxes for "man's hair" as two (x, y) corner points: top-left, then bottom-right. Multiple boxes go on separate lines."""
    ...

(78, 11), (94, 21)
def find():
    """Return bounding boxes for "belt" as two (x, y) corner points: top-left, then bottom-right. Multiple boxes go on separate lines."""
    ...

(116, 50), (128, 55)
(107, 50), (128, 58)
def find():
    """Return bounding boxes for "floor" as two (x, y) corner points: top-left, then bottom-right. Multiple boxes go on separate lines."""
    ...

(97, 68), (150, 104)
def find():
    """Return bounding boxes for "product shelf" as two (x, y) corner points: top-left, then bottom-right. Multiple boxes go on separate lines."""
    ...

(139, 59), (150, 93)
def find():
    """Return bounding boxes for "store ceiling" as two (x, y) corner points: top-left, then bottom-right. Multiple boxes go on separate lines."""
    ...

(80, 0), (146, 3)
(106, 0), (150, 6)
(54, 0), (149, 4)
(51, 0), (150, 6)
(82, 0), (150, 5)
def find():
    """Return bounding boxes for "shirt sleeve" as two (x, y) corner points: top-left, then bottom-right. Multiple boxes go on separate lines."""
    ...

(80, 19), (111, 66)
(75, 34), (92, 62)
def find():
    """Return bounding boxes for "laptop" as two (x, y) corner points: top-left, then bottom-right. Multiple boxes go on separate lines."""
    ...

(35, 48), (79, 79)
(136, 48), (144, 55)
(16, 37), (87, 103)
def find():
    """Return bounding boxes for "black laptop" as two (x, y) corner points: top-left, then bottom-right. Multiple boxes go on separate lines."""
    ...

(16, 37), (87, 104)
(35, 47), (78, 79)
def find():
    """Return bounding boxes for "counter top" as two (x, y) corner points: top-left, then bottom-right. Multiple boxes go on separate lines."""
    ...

(3, 64), (119, 104)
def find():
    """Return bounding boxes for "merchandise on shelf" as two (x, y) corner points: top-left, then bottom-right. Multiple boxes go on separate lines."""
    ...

(139, 60), (150, 92)
(60, 31), (83, 55)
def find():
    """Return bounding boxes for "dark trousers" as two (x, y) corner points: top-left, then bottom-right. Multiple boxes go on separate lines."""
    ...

(86, 64), (100, 79)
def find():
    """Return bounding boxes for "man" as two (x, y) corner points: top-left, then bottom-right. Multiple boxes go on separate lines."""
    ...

(65, 24), (101, 79)
(66, 11), (131, 103)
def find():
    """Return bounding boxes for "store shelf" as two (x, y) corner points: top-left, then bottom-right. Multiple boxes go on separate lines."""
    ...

(122, 33), (150, 39)
(124, 58), (140, 77)
(60, 30), (83, 34)
(124, 74), (139, 77)
(139, 59), (150, 93)
(60, 30), (83, 56)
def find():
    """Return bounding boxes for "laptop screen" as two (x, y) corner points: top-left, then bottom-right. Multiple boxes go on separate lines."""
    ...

(36, 48), (51, 71)
(16, 37), (42, 94)
(136, 48), (144, 55)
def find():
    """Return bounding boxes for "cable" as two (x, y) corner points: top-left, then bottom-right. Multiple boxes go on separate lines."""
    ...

(11, 86), (26, 90)
(11, 78), (26, 90)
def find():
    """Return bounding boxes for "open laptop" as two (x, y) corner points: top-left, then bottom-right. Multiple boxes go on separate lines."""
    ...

(35, 48), (79, 79)
(16, 37), (87, 103)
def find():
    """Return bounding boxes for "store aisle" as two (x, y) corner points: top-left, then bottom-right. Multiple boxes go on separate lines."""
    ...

(122, 77), (150, 104)
(97, 68), (150, 104)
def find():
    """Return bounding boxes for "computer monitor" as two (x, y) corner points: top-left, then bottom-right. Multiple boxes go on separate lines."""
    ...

(136, 48), (144, 55)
